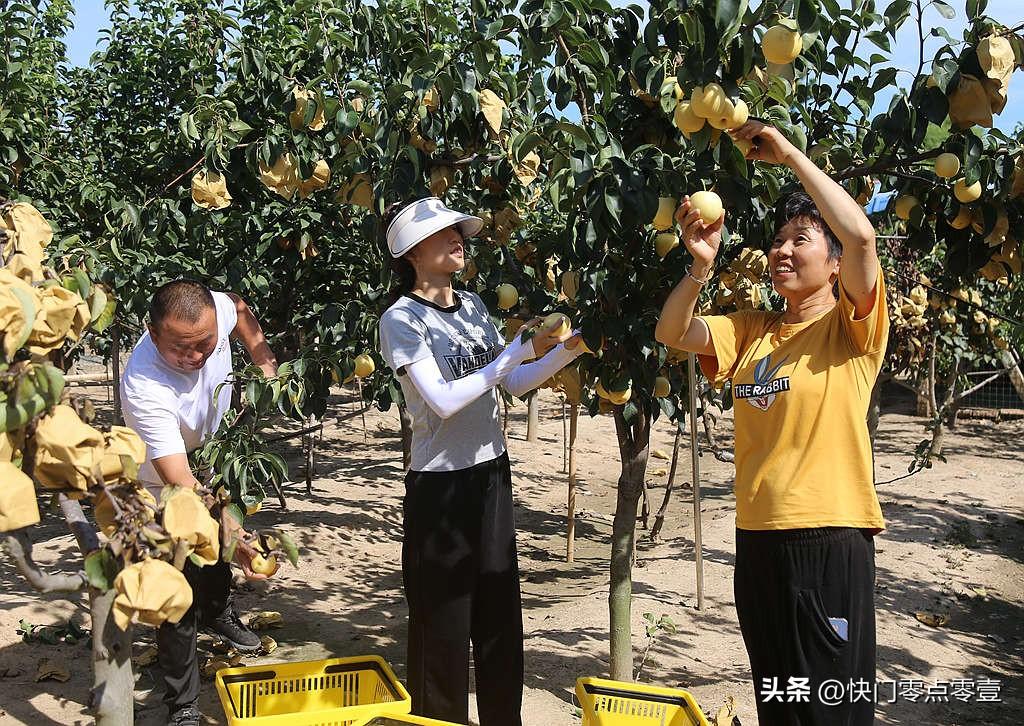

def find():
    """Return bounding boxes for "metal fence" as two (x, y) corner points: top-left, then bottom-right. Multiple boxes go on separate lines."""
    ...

(958, 368), (1024, 411)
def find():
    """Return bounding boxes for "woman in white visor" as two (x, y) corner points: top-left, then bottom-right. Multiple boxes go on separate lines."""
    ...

(378, 197), (582, 725)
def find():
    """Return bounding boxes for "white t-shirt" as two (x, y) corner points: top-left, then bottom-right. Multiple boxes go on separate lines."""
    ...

(120, 291), (238, 485)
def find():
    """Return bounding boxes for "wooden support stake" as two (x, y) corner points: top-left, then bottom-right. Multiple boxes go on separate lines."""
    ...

(304, 418), (315, 496)
(356, 378), (368, 444)
(566, 402), (579, 563)
(687, 353), (704, 611)
(561, 397), (568, 474)
(527, 393), (539, 442)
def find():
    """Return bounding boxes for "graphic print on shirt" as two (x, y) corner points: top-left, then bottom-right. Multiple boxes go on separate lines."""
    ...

(733, 353), (790, 411)
(442, 327), (500, 380)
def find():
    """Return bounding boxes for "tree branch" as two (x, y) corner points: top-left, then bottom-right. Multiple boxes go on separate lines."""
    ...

(956, 371), (1004, 401)
(555, 32), (591, 121)
(3, 529), (87, 593)
(832, 147), (943, 181)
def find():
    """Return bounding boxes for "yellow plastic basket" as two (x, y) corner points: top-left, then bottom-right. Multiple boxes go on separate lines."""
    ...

(575, 677), (709, 726)
(350, 715), (462, 725)
(214, 655), (411, 726)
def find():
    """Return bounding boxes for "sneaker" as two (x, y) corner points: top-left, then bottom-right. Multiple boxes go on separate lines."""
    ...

(205, 607), (262, 652)
(168, 704), (202, 726)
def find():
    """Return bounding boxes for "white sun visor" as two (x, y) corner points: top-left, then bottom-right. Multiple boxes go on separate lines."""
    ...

(386, 197), (484, 258)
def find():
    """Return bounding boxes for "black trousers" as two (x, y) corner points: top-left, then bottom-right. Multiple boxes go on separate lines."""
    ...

(734, 527), (876, 726)
(156, 558), (232, 711)
(402, 452), (524, 726)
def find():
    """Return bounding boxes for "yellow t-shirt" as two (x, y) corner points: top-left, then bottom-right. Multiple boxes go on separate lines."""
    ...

(698, 267), (888, 531)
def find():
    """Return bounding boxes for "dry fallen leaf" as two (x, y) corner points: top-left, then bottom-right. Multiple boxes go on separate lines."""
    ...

(712, 695), (737, 726)
(260, 635), (278, 654)
(652, 468), (668, 477)
(35, 658), (70, 683)
(201, 657), (233, 679)
(651, 449), (670, 460)
(914, 611), (950, 628)
(248, 611), (284, 630)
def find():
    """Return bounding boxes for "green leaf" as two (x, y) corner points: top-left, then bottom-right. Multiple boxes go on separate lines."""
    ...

(72, 269), (91, 300)
(932, 0), (955, 19)
(84, 549), (116, 591)
(275, 530), (300, 566)
(91, 296), (116, 334)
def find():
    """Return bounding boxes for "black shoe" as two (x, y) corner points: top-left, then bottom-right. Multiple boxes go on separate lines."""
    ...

(168, 704), (202, 726)
(205, 607), (262, 652)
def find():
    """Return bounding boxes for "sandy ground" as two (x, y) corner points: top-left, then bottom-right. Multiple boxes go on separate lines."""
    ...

(0, 387), (1021, 725)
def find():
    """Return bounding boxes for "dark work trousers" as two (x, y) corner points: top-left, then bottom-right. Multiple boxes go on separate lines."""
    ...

(734, 527), (877, 726)
(156, 558), (232, 712)
(402, 451), (524, 726)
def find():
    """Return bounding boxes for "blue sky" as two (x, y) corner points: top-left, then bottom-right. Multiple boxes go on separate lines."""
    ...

(66, 0), (1021, 131)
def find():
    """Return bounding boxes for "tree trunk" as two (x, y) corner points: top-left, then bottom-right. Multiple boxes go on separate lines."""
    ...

(999, 349), (1024, 403)
(867, 373), (888, 483)
(867, 374), (886, 447)
(60, 498), (134, 725)
(639, 479), (650, 530)
(649, 429), (682, 542)
(609, 402), (651, 681)
(566, 403), (579, 563)
(927, 355), (962, 461)
(111, 323), (123, 425)
(399, 404), (413, 471)
(526, 393), (539, 442)
(925, 333), (939, 419)
(90, 588), (135, 725)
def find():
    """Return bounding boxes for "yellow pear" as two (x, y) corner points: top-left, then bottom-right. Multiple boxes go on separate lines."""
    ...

(690, 83), (728, 118)
(542, 312), (571, 337)
(953, 179), (982, 203)
(673, 101), (705, 134)
(655, 232), (679, 259)
(496, 284), (519, 310)
(730, 99), (750, 127)
(894, 195), (919, 221)
(353, 353), (375, 379)
(949, 206), (972, 229)
(934, 153), (960, 179)
(652, 197), (678, 230)
(689, 191), (723, 225)
(250, 553), (279, 577)
(761, 24), (802, 65)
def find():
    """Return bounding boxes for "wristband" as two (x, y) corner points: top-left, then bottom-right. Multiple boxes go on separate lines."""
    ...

(687, 266), (712, 286)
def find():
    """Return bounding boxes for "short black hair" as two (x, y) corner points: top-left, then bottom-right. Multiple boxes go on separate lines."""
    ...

(772, 191), (843, 260)
(150, 279), (215, 329)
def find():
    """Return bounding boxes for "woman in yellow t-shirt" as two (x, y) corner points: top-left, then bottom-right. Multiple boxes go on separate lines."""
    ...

(655, 120), (888, 726)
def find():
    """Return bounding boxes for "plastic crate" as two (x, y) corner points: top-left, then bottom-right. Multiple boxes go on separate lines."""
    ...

(575, 677), (709, 726)
(351, 716), (462, 725)
(215, 655), (411, 726)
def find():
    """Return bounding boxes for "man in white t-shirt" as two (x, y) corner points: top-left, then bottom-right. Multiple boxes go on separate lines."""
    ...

(120, 279), (278, 726)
